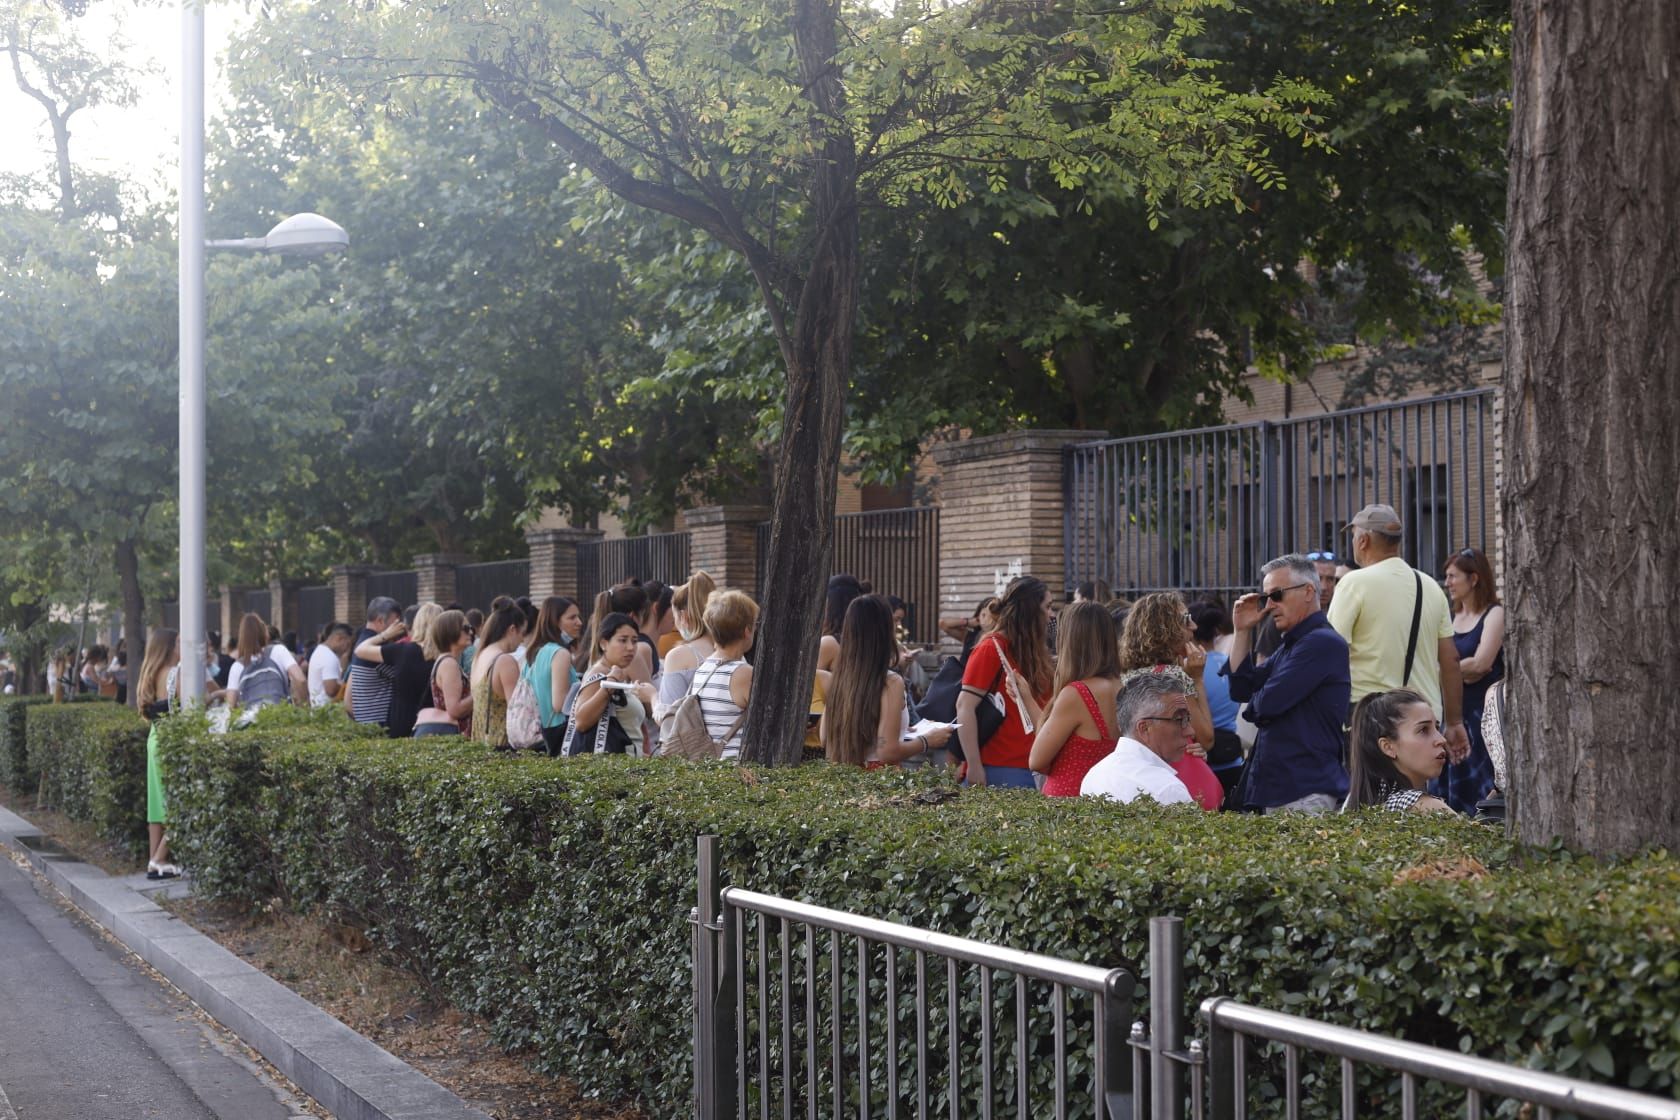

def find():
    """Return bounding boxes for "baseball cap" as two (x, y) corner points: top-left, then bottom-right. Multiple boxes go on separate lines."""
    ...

(1345, 503), (1403, 535)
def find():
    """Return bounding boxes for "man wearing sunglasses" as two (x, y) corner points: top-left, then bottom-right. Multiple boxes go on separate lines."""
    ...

(1223, 554), (1352, 814)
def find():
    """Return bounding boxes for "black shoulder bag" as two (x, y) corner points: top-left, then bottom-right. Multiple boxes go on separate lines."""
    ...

(1402, 571), (1423, 686)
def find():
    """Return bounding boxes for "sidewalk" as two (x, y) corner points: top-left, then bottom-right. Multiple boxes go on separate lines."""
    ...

(0, 804), (490, 1120)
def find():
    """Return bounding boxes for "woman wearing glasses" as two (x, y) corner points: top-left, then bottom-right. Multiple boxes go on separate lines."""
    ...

(1432, 548), (1505, 813)
(1118, 593), (1223, 810)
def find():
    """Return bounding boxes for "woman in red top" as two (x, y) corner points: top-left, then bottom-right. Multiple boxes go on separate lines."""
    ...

(1118, 593), (1224, 811)
(1028, 601), (1121, 796)
(957, 576), (1054, 789)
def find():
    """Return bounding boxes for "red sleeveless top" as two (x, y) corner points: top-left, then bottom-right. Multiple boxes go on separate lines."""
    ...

(1042, 681), (1117, 797)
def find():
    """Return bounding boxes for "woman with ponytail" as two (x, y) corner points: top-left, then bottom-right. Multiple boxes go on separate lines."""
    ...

(656, 572), (718, 735)
(1343, 688), (1454, 814)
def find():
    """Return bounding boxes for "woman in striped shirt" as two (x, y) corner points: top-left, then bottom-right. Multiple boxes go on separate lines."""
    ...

(686, 590), (758, 760)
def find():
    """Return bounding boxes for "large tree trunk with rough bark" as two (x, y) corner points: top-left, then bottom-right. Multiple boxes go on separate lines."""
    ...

(1505, 0), (1680, 853)
(738, 0), (858, 766)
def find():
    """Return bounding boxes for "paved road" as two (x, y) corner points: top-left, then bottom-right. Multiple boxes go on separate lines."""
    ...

(0, 853), (316, 1119)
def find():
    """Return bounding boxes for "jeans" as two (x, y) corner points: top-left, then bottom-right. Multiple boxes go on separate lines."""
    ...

(965, 765), (1038, 790)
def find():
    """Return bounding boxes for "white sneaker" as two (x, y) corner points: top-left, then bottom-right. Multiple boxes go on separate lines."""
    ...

(147, 862), (181, 880)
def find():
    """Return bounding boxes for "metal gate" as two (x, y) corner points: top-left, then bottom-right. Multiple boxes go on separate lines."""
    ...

(1064, 390), (1495, 600)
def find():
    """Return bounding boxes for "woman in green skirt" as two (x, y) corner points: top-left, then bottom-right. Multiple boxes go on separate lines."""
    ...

(136, 629), (182, 880)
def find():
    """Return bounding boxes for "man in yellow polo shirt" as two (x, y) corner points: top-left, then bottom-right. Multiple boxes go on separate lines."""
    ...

(1327, 504), (1470, 764)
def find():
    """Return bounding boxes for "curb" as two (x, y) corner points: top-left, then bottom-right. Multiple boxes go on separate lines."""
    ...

(0, 806), (490, 1120)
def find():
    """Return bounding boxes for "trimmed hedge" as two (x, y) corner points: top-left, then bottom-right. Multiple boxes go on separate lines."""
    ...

(0, 694), (99, 794)
(149, 708), (1680, 1117)
(26, 702), (151, 857)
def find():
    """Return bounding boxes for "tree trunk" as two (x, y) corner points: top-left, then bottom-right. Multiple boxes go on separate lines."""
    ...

(115, 537), (146, 711)
(1505, 0), (1680, 853)
(739, 0), (859, 766)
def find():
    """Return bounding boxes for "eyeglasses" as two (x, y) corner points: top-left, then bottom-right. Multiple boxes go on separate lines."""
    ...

(1180, 612), (1195, 625)
(1307, 551), (1337, 562)
(1259, 582), (1313, 604)
(1140, 712), (1194, 730)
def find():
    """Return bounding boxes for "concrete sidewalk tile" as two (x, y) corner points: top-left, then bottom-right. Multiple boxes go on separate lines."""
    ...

(0, 804), (491, 1120)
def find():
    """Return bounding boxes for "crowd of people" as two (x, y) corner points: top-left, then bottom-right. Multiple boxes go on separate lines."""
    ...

(18, 501), (1506, 878)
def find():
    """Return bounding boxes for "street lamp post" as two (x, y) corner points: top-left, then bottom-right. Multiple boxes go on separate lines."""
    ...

(178, 0), (346, 705)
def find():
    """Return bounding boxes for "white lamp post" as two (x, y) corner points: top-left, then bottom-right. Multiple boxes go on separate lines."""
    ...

(178, 0), (346, 705)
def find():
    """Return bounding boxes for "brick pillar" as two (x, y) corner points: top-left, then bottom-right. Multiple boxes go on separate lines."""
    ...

(685, 505), (770, 596)
(525, 529), (603, 600)
(413, 553), (471, 607)
(331, 565), (376, 629)
(267, 577), (307, 637)
(218, 585), (240, 644)
(931, 430), (1098, 630)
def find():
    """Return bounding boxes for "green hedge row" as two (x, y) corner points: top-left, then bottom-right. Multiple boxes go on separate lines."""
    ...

(0, 694), (100, 794)
(26, 702), (151, 858)
(145, 706), (1680, 1116)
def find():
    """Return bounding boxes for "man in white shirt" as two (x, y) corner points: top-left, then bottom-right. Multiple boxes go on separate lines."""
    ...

(307, 622), (355, 707)
(1080, 673), (1195, 805)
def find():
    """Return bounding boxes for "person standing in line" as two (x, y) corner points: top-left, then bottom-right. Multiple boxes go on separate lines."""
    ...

(955, 576), (1054, 790)
(459, 608), (485, 676)
(1308, 551), (1340, 611)
(225, 613), (306, 709)
(821, 594), (951, 767)
(1432, 547), (1505, 813)
(1029, 601), (1122, 796)
(469, 603), (528, 749)
(208, 630), (234, 690)
(1343, 688), (1454, 815)
(1328, 504), (1470, 763)
(350, 597), (403, 727)
(1190, 600), (1246, 801)
(524, 596), (583, 755)
(1225, 555), (1351, 814)
(654, 583), (682, 661)
(686, 590), (760, 761)
(817, 574), (865, 673)
(656, 572), (717, 736)
(413, 610), (474, 737)
(1118, 593), (1223, 810)
(136, 628), (182, 880)
(1079, 672), (1196, 806)
(356, 602), (442, 738)
(306, 623), (353, 708)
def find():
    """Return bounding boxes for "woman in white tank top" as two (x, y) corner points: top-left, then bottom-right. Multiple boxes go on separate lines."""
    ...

(686, 590), (758, 759)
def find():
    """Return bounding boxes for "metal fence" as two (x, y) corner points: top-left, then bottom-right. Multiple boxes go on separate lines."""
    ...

(298, 585), (333, 643)
(457, 559), (530, 613)
(692, 835), (1136, 1120)
(366, 569), (418, 609)
(241, 588), (272, 623)
(577, 532), (691, 607)
(754, 507), (942, 644)
(694, 845), (1680, 1120)
(1065, 390), (1495, 602)
(160, 599), (219, 634)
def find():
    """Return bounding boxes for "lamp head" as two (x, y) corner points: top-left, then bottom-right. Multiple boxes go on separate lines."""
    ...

(262, 212), (348, 257)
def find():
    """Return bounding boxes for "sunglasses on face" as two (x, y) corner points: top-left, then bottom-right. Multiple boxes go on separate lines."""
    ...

(1259, 582), (1312, 604)
(1307, 551), (1336, 562)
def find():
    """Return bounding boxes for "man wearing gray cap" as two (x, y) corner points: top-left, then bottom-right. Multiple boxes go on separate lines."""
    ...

(1328, 504), (1470, 765)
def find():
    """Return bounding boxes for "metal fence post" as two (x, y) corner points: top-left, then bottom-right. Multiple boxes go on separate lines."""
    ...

(1258, 422), (1278, 567)
(1203, 998), (1237, 1120)
(1100, 970), (1137, 1119)
(1151, 916), (1187, 1120)
(695, 835), (738, 1120)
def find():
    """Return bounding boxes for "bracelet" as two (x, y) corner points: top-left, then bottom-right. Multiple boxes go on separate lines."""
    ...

(918, 734), (929, 756)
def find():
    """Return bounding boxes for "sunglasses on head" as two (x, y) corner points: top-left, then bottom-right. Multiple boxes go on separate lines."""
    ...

(1306, 551), (1336, 562)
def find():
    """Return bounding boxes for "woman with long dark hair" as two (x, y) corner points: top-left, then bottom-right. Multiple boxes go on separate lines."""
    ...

(568, 611), (656, 755)
(1344, 688), (1454, 814)
(955, 576), (1054, 788)
(523, 595), (584, 755)
(817, 574), (865, 673)
(1028, 601), (1122, 795)
(822, 595), (951, 767)
(1118, 593), (1223, 811)
(1433, 547), (1505, 813)
(469, 604), (527, 748)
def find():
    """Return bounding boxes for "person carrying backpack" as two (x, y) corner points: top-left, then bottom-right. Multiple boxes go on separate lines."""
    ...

(226, 612), (305, 711)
